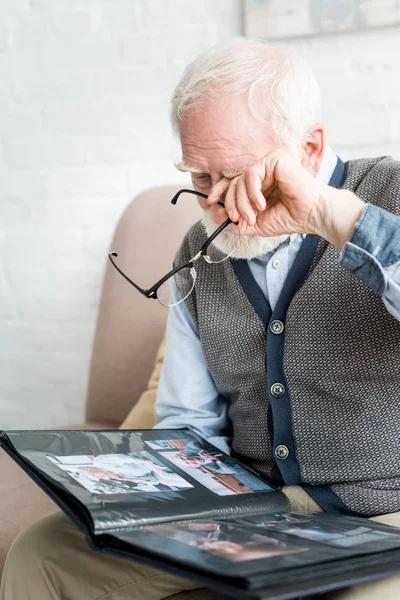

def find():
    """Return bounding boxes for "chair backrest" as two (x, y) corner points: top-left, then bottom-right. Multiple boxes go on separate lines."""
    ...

(86, 185), (203, 426)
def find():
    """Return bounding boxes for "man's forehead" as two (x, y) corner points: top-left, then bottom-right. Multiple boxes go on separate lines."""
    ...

(178, 96), (275, 176)
(175, 160), (248, 179)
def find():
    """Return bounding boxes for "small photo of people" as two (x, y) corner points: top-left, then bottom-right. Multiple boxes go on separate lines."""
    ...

(242, 513), (398, 548)
(150, 521), (306, 563)
(159, 439), (273, 496)
(47, 451), (193, 495)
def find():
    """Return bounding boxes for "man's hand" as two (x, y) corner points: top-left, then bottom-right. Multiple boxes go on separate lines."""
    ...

(207, 149), (364, 250)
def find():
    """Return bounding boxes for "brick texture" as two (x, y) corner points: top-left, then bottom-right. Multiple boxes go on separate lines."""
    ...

(0, 0), (242, 429)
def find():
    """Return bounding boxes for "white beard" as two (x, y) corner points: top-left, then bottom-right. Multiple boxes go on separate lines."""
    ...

(201, 208), (289, 260)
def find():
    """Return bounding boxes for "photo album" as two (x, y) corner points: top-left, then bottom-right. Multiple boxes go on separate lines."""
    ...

(1, 428), (400, 600)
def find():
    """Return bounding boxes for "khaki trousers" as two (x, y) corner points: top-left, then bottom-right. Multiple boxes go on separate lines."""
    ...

(1, 485), (400, 600)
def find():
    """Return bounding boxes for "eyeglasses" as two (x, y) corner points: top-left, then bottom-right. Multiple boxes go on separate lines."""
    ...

(108, 189), (239, 307)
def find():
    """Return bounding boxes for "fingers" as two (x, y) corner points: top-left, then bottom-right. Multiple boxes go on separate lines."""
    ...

(236, 177), (257, 225)
(224, 177), (240, 223)
(206, 150), (289, 227)
(244, 166), (268, 213)
(223, 175), (263, 226)
(225, 158), (277, 226)
(207, 178), (230, 205)
(225, 169), (267, 227)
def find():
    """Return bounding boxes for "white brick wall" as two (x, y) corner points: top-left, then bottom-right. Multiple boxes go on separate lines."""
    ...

(1, 1), (399, 429)
(290, 28), (400, 158)
(0, 0), (242, 429)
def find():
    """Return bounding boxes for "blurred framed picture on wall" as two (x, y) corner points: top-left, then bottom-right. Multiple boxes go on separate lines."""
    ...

(245, 0), (400, 40)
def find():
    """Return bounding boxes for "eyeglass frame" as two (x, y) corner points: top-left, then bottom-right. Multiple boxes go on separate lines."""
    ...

(108, 188), (237, 303)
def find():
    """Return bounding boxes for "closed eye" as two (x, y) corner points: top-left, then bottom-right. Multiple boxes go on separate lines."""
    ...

(192, 173), (212, 189)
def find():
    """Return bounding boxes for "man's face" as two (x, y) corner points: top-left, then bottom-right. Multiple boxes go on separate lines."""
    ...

(179, 92), (292, 258)
(180, 92), (277, 221)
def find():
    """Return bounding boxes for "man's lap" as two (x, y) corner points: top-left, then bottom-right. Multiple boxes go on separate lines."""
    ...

(0, 512), (201, 600)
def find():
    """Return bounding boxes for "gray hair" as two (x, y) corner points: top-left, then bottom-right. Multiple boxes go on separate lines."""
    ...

(171, 38), (321, 151)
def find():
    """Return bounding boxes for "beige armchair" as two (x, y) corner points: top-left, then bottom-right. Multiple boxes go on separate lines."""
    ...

(0, 186), (230, 599)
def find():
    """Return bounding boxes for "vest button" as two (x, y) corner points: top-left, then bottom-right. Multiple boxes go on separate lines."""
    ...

(271, 383), (285, 397)
(275, 445), (289, 460)
(270, 320), (284, 335)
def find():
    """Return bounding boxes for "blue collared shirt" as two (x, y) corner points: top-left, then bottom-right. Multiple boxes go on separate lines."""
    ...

(154, 148), (400, 452)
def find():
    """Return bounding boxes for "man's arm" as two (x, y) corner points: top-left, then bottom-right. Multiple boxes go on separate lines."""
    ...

(206, 149), (399, 320)
(340, 204), (400, 321)
(153, 277), (231, 454)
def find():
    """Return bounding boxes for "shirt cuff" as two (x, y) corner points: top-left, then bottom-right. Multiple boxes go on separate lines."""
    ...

(340, 204), (400, 297)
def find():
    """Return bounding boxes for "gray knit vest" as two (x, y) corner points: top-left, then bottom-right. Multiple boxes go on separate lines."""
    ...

(175, 157), (400, 517)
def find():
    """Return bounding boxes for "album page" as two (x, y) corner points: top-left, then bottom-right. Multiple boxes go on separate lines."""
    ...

(0, 428), (289, 534)
(108, 511), (400, 593)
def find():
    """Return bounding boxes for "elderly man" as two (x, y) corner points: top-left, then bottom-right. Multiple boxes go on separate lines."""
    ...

(1, 39), (399, 600)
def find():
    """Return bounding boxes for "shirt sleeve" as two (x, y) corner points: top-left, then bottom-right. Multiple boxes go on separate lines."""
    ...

(153, 276), (232, 454)
(340, 204), (400, 321)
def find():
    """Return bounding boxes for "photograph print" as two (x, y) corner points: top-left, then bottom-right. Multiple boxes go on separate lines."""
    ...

(148, 521), (307, 563)
(158, 438), (273, 496)
(47, 451), (193, 495)
(242, 513), (400, 548)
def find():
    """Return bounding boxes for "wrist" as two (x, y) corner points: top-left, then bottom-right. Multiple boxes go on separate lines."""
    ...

(310, 186), (364, 250)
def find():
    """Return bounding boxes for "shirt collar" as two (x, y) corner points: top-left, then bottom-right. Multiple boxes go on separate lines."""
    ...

(316, 144), (337, 185)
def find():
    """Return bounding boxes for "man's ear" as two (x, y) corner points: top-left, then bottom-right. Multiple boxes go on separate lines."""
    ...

(301, 125), (325, 176)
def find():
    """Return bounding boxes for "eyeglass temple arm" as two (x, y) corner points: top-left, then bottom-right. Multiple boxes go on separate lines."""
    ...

(201, 218), (232, 254)
(108, 189), (239, 300)
(108, 252), (151, 297)
(170, 188), (225, 209)
(108, 189), (210, 298)
(170, 189), (238, 254)
(108, 251), (196, 300)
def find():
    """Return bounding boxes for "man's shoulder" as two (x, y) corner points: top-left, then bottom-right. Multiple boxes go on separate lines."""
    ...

(344, 156), (400, 210)
(346, 155), (400, 184)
